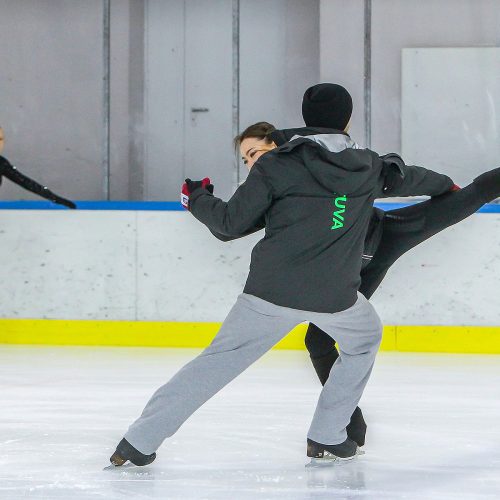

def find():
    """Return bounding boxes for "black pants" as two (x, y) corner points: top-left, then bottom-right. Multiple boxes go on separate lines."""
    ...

(305, 178), (495, 446)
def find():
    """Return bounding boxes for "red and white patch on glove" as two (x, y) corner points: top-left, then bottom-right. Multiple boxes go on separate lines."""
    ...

(181, 182), (190, 209)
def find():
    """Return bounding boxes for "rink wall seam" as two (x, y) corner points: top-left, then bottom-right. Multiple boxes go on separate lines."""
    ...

(1, 320), (500, 354)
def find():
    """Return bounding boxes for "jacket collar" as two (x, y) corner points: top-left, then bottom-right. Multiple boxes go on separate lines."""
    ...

(269, 127), (349, 147)
(290, 133), (360, 153)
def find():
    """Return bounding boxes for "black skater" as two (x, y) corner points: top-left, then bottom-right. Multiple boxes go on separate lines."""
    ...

(297, 85), (500, 446)
(236, 85), (500, 448)
(302, 167), (500, 444)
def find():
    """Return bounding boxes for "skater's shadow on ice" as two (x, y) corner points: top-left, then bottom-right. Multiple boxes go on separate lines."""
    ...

(306, 461), (367, 491)
(303, 444), (500, 496)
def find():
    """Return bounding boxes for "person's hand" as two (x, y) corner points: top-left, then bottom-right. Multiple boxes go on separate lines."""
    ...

(450, 184), (461, 192)
(47, 191), (77, 209)
(181, 177), (213, 210)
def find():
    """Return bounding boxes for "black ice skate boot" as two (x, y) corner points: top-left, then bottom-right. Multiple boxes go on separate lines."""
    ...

(473, 167), (500, 201)
(306, 437), (361, 466)
(109, 438), (156, 467)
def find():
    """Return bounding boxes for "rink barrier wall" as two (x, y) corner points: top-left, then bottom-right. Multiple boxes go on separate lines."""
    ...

(1, 320), (500, 354)
(1, 201), (500, 351)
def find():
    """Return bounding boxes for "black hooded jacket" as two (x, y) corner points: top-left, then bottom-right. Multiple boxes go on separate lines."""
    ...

(190, 127), (453, 313)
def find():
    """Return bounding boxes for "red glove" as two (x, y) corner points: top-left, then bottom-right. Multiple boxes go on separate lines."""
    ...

(450, 184), (461, 192)
(181, 177), (212, 210)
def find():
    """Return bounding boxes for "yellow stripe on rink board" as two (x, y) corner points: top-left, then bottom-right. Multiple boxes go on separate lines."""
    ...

(0, 319), (221, 348)
(0, 320), (396, 350)
(395, 325), (500, 354)
(0, 320), (499, 354)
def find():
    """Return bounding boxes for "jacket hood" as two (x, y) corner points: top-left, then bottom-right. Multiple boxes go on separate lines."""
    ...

(269, 127), (377, 195)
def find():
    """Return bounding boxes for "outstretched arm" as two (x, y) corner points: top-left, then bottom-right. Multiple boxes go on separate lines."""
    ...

(188, 164), (273, 239)
(379, 153), (455, 198)
(0, 155), (76, 208)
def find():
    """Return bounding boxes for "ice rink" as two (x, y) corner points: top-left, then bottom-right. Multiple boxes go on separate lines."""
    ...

(1, 345), (500, 499)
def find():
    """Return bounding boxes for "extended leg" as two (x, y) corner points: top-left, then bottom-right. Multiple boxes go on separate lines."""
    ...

(122, 294), (301, 455)
(359, 179), (494, 298)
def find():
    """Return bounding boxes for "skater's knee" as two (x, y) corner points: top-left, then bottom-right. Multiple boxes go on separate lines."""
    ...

(340, 325), (382, 357)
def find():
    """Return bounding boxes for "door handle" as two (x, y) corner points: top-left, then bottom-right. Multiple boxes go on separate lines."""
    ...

(191, 107), (210, 113)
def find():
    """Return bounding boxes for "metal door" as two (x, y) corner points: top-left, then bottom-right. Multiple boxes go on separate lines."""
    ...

(144, 0), (234, 201)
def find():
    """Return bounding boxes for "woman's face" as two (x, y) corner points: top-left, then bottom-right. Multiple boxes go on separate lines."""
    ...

(0, 127), (4, 154)
(239, 137), (276, 170)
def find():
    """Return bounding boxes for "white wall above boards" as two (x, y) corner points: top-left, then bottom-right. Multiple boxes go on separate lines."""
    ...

(402, 47), (500, 189)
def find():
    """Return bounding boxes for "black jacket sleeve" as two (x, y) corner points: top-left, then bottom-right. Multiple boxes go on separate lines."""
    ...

(189, 164), (273, 238)
(0, 155), (76, 208)
(209, 216), (266, 242)
(378, 153), (454, 197)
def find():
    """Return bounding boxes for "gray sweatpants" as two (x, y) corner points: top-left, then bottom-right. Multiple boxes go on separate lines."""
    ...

(124, 293), (382, 455)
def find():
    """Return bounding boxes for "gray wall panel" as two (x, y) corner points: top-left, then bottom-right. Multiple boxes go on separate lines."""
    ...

(402, 48), (500, 186)
(144, 0), (319, 199)
(143, 0), (185, 201)
(319, 0), (365, 143)
(109, 0), (145, 200)
(0, 0), (104, 200)
(320, 0), (500, 158)
(240, 0), (320, 129)
(126, 0), (146, 200)
(1, 0), (319, 201)
(371, 0), (500, 155)
(183, 0), (234, 199)
(239, 0), (319, 181)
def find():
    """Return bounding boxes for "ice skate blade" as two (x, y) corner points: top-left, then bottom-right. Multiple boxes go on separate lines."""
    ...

(305, 447), (364, 468)
(103, 462), (136, 471)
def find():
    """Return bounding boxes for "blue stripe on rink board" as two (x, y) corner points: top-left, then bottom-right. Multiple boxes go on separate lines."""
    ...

(376, 202), (500, 213)
(0, 200), (500, 212)
(0, 200), (185, 211)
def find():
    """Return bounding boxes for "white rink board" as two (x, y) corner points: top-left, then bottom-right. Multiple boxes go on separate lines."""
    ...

(0, 209), (499, 324)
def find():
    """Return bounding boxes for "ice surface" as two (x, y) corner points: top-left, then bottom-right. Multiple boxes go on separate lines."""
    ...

(1, 345), (500, 499)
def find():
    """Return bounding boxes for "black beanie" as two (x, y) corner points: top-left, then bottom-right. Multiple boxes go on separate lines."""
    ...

(302, 83), (353, 130)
